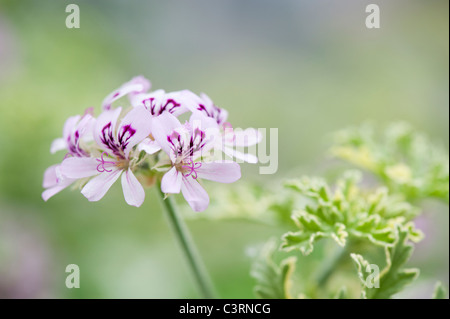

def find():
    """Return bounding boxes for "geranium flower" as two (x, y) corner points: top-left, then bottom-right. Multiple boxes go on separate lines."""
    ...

(193, 93), (262, 163)
(60, 106), (152, 207)
(42, 112), (95, 201)
(152, 112), (241, 212)
(131, 88), (199, 155)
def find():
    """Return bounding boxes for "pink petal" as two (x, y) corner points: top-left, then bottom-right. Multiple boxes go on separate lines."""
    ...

(43, 164), (59, 188)
(222, 146), (258, 164)
(137, 138), (161, 154)
(189, 112), (221, 155)
(165, 90), (199, 116)
(161, 167), (182, 194)
(102, 76), (151, 110)
(118, 105), (153, 157)
(181, 177), (210, 212)
(63, 115), (81, 140)
(94, 107), (122, 151)
(196, 161), (241, 183)
(50, 138), (66, 154)
(42, 177), (74, 201)
(75, 113), (95, 138)
(121, 168), (145, 207)
(60, 157), (101, 179)
(81, 169), (122, 202)
(152, 113), (183, 156)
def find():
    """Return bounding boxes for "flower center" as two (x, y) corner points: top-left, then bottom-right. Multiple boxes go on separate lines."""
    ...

(96, 152), (117, 173)
(180, 160), (202, 179)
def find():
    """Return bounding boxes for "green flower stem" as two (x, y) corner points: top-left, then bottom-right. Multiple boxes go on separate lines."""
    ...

(157, 182), (216, 299)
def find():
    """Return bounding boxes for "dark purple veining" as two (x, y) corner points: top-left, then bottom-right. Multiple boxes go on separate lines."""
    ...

(197, 103), (225, 125)
(100, 122), (135, 159)
(143, 97), (181, 116)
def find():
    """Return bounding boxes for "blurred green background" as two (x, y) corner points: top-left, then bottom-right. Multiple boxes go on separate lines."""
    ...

(0, 0), (448, 298)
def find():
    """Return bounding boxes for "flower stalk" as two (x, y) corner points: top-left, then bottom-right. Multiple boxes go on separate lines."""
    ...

(157, 181), (216, 299)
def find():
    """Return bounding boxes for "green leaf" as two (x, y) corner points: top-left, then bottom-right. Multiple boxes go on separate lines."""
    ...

(432, 282), (448, 299)
(251, 240), (297, 299)
(351, 226), (419, 299)
(282, 172), (422, 255)
(332, 122), (449, 203)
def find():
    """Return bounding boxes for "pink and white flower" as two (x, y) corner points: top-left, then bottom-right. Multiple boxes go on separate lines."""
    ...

(43, 76), (258, 211)
(193, 93), (262, 163)
(60, 106), (152, 207)
(132, 88), (199, 155)
(42, 112), (95, 201)
(153, 112), (241, 212)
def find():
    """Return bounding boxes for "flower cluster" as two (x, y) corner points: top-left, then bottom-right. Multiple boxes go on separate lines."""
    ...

(42, 76), (261, 211)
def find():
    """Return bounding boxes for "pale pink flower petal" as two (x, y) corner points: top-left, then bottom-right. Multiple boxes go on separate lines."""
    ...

(81, 169), (122, 202)
(137, 138), (161, 154)
(42, 164), (59, 188)
(102, 76), (151, 110)
(60, 157), (102, 179)
(42, 165), (75, 201)
(42, 177), (74, 201)
(181, 177), (209, 212)
(50, 138), (66, 154)
(133, 89), (198, 117)
(194, 92), (229, 125)
(94, 107), (122, 152)
(152, 113), (183, 155)
(121, 168), (145, 207)
(196, 161), (241, 183)
(118, 105), (153, 157)
(161, 167), (182, 193)
(63, 115), (81, 140)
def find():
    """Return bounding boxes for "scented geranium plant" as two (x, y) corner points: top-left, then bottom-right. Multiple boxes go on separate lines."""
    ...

(183, 123), (448, 299)
(42, 76), (261, 298)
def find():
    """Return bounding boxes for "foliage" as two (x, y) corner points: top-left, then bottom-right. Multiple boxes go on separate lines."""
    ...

(351, 226), (419, 299)
(281, 170), (422, 256)
(331, 122), (449, 203)
(250, 123), (449, 299)
(250, 240), (297, 299)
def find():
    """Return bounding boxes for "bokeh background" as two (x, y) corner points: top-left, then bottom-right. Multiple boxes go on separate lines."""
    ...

(0, 0), (448, 298)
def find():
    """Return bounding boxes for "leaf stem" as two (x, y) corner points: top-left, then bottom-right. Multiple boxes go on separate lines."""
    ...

(157, 183), (217, 299)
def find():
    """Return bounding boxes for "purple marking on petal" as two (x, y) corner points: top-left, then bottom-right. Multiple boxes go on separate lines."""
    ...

(197, 103), (225, 125)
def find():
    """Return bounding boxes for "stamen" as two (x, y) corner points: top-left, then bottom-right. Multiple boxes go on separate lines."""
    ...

(182, 160), (202, 179)
(96, 152), (116, 173)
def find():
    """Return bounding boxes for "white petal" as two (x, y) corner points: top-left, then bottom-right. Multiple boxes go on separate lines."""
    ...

(102, 76), (151, 110)
(43, 164), (59, 188)
(161, 167), (182, 193)
(121, 168), (145, 207)
(94, 107), (122, 152)
(63, 115), (81, 140)
(137, 138), (161, 154)
(196, 161), (241, 183)
(42, 177), (74, 201)
(181, 177), (209, 212)
(151, 113), (183, 156)
(118, 105), (153, 157)
(81, 169), (122, 202)
(60, 157), (101, 179)
(50, 138), (67, 154)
